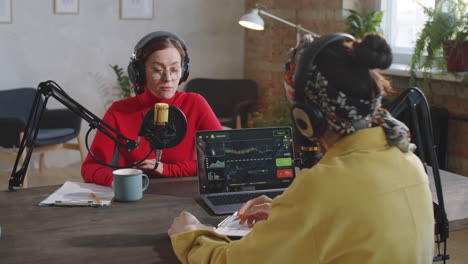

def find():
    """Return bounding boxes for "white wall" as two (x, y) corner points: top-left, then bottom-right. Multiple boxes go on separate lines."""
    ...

(0, 0), (245, 169)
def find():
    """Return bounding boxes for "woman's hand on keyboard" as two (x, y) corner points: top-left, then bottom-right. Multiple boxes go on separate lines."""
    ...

(237, 195), (272, 228)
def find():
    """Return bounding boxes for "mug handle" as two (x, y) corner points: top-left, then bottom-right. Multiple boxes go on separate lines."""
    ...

(142, 174), (149, 192)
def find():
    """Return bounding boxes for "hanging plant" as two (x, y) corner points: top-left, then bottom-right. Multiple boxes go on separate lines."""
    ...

(409, 0), (468, 86)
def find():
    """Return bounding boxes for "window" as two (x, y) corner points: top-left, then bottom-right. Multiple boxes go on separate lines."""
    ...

(380, 0), (436, 65)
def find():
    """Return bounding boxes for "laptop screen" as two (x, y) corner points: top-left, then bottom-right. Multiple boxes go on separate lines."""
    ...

(196, 127), (296, 194)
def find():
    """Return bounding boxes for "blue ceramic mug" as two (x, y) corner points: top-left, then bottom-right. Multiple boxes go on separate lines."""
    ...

(113, 169), (149, 202)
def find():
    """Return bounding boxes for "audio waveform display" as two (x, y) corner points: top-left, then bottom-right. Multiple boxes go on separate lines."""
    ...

(227, 157), (273, 163)
(207, 160), (225, 169)
(225, 145), (273, 155)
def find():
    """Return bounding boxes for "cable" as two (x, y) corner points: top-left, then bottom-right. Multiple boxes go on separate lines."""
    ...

(84, 127), (153, 170)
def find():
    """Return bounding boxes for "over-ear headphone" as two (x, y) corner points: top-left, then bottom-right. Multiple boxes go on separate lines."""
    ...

(127, 31), (190, 92)
(291, 33), (355, 139)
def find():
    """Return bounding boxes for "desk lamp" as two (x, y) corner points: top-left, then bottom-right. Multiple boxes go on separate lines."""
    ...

(239, 7), (321, 169)
(239, 7), (319, 40)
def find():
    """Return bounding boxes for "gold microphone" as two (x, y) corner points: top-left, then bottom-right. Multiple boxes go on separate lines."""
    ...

(138, 102), (187, 151)
(154, 103), (169, 126)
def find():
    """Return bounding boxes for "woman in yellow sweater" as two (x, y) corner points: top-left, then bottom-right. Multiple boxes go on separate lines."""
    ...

(168, 33), (434, 264)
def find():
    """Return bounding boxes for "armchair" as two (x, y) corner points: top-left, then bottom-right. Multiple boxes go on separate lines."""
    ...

(0, 88), (85, 186)
(185, 78), (258, 128)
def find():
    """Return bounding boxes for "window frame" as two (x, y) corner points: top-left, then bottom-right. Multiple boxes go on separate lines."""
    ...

(377, 0), (461, 82)
(379, 0), (440, 65)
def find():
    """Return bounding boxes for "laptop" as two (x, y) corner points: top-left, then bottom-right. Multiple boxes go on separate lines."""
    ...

(196, 127), (296, 215)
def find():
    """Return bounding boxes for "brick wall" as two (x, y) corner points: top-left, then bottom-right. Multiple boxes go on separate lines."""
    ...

(243, 0), (468, 176)
(389, 76), (468, 176)
(244, 0), (345, 111)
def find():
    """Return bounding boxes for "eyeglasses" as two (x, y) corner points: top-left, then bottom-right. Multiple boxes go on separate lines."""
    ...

(152, 67), (183, 80)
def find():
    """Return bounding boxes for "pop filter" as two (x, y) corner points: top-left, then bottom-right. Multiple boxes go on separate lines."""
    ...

(138, 104), (187, 150)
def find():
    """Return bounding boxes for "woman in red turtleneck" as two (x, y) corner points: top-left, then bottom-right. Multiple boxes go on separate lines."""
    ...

(81, 32), (222, 186)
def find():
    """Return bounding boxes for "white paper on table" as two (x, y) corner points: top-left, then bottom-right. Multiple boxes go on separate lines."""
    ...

(39, 181), (114, 207)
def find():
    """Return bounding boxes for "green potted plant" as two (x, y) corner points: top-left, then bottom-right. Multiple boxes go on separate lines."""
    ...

(110, 64), (132, 99)
(344, 9), (384, 38)
(409, 0), (468, 86)
(250, 89), (292, 128)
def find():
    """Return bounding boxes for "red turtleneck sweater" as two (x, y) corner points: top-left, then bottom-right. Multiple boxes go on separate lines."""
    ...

(81, 88), (222, 186)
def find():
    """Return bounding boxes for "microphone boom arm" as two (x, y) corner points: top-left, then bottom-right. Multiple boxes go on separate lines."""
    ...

(8, 80), (139, 191)
(388, 87), (449, 262)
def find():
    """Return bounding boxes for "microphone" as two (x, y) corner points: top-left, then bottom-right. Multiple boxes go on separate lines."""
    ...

(138, 103), (187, 151)
(293, 131), (322, 169)
(154, 103), (169, 126)
(137, 103), (187, 170)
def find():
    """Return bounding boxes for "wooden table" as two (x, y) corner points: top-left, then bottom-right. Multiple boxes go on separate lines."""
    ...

(0, 178), (224, 264)
(427, 168), (468, 231)
(1, 169), (466, 263)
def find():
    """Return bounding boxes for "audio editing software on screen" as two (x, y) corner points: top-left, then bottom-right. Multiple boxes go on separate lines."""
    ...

(196, 127), (295, 193)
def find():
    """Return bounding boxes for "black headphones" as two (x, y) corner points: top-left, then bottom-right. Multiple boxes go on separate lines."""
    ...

(127, 31), (190, 92)
(291, 33), (355, 140)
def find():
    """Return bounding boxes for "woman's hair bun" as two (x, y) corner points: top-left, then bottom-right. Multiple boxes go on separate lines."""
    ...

(354, 33), (392, 70)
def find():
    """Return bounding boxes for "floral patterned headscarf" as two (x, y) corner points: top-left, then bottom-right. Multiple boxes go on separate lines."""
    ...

(284, 34), (415, 152)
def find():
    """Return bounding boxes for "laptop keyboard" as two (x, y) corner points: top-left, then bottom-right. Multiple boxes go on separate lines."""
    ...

(207, 191), (283, 206)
